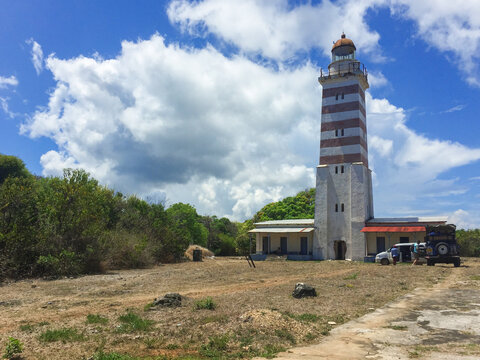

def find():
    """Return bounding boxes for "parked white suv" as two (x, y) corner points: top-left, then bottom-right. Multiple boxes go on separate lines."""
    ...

(375, 243), (426, 265)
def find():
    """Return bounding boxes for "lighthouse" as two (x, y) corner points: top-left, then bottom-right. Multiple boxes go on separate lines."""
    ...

(313, 34), (374, 260)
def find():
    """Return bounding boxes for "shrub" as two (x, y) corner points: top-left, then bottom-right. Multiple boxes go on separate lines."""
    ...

(194, 297), (216, 310)
(3, 337), (23, 359)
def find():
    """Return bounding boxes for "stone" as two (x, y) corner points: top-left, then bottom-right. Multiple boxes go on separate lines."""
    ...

(152, 292), (182, 307)
(292, 283), (317, 298)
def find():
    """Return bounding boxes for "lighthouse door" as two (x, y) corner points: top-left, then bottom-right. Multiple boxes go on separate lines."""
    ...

(334, 240), (346, 260)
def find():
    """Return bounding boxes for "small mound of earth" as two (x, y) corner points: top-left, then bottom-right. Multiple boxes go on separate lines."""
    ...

(239, 309), (313, 337)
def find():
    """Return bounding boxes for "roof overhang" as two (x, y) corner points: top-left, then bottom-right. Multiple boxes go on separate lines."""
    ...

(361, 226), (425, 233)
(248, 227), (314, 234)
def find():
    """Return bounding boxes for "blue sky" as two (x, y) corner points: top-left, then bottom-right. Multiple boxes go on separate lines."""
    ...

(1, 0), (480, 228)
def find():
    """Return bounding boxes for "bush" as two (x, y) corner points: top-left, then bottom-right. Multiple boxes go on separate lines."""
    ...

(3, 337), (23, 359)
(36, 250), (81, 277)
(194, 297), (216, 310)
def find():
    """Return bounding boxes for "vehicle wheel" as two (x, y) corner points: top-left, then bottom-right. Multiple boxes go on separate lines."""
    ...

(436, 242), (449, 256)
(380, 258), (389, 265)
(427, 259), (434, 266)
(454, 258), (460, 267)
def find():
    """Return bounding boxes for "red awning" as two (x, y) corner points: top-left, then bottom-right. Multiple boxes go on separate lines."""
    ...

(361, 226), (425, 233)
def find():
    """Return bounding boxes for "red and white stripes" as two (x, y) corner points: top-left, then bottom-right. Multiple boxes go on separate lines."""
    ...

(320, 80), (368, 167)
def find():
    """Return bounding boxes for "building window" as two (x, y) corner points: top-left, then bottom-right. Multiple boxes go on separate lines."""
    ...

(341, 93), (344, 99)
(341, 128), (344, 136)
(341, 165), (344, 173)
(335, 204), (338, 212)
(335, 129), (338, 137)
(335, 166), (338, 174)
(335, 93), (339, 100)
(341, 203), (345, 212)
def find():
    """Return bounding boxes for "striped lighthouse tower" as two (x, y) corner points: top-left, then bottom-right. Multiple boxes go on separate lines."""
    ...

(313, 34), (374, 260)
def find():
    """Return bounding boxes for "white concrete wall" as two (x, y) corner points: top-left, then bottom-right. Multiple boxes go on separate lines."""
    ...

(255, 232), (313, 254)
(366, 231), (426, 254)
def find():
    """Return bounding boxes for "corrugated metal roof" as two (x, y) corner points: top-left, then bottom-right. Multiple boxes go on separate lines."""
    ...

(254, 219), (314, 226)
(367, 217), (448, 224)
(248, 227), (314, 234)
(361, 226), (425, 233)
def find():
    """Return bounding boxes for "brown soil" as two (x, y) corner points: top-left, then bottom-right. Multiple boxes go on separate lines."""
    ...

(0, 258), (456, 359)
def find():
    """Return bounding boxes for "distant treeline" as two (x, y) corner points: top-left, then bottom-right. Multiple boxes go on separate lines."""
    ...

(1, 154), (479, 279)
(0, 154), (251, 280)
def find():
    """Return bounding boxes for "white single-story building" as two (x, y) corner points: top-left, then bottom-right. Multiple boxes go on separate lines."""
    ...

(249, 219), (314, 260)
(249, 216), (448, 260)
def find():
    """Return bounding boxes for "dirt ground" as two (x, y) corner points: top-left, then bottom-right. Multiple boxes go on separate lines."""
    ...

(269, 258), (480, 360)
(0, 257), (461, 359)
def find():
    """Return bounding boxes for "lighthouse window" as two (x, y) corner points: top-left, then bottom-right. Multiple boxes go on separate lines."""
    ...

(341, 203), (345, 212)
(335, 204), (338, 212)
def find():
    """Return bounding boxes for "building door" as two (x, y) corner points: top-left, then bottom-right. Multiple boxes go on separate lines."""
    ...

(300, 237), (308, 255)
(399, 236), (409, 243)
(262, 236), (269, 254)
(280, 237), (288, 254)
(334, 240), (346, 260)
(376, 237), (385, 253)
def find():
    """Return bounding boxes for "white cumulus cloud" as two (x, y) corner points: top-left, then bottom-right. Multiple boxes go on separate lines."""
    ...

(167, 0), (384, 61)
(22, 34), (318, 219)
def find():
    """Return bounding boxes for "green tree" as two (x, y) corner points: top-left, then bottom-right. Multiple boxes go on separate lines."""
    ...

(253, 188), (315, 222)
(166, 203), (207, 247)
(0, 154), (31, 184)
(456, 229), (480, 257)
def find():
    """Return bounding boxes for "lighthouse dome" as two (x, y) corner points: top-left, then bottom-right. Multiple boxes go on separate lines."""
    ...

(332, 33), (356, 52)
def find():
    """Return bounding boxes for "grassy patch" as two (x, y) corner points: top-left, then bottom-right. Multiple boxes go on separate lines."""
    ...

(408, 345), (438, 358)
(92, 351), (137, 360)
(284, 312), (322, 323)
(39, 328), (85, 343)
(274, 329), (296, 344)
(260, 344), (286, 359)
(143, 302), (155, 311)
(199, 334), (229, 358)
(470, 275), (480, 280)
(198, 314), (228, 325)
(194, 297), (216, 310)
(86, 314), (109, 325)
(343, 272), (359, 280)
(386, 325), (408, 331)
(19, 323), (35, 332)
(116, 312), (154, 333)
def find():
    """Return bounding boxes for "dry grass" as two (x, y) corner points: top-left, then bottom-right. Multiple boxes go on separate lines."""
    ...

(184, 245), (214, 261)
(0, 257), (470, 359)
